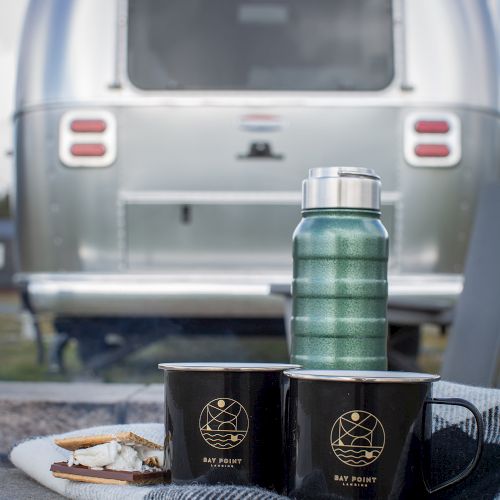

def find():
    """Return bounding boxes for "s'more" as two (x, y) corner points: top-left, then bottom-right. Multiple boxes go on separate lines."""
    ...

(50, 431), (169, 485)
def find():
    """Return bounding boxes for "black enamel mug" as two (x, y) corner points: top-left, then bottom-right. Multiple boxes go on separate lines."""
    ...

(285, 370), (484, 499)
(159, 362), (299, 492)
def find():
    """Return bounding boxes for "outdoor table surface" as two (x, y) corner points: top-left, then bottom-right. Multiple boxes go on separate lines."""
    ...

(0, 462), (64, 499)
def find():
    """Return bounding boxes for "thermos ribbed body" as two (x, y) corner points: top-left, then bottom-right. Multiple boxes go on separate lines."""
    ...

(291, 209), (389, 370)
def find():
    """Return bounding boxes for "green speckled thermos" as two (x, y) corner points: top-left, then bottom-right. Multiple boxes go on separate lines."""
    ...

(291, 167), (389, 370)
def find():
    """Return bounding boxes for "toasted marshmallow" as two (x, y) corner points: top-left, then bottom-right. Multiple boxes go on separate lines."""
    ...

(138, 447), (164, 468)
(72, 441), (146, 471)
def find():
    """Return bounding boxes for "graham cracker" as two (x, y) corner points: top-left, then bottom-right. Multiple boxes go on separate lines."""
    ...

(52, 471), (166, 485)
(55, 431), (162, 451)
(52, 471), (129, 485)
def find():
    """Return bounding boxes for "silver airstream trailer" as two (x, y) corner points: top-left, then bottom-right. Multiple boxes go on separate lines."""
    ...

(14, 0), (499, 367)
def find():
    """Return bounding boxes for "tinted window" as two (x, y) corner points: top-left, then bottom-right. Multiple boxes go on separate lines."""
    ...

(128, 0), (394, 91)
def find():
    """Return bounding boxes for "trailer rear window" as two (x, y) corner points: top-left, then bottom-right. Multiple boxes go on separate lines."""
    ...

(127, 0), (394, 91)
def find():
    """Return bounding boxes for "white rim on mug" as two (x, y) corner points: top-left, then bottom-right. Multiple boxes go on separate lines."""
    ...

(284, 370), (440, 383)
(159, 362), (301, 372)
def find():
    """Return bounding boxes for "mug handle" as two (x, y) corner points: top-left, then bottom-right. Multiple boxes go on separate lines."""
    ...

(421, 397), (484, 495)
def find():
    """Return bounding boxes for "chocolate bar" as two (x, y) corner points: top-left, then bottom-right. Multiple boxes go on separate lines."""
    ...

(50, 461), (169, 485)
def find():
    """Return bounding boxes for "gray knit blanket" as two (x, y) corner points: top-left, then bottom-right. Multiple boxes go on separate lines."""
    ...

(9, 381), (500, 499)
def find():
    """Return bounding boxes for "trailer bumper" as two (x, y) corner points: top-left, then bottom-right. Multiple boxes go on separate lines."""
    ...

(16, 273), (463, 318)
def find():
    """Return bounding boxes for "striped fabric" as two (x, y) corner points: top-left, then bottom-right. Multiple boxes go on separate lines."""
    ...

(433, 381), (500, 444)
(145, 485), (286, 500)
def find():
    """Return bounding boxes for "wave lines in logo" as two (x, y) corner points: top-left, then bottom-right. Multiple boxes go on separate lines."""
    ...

(199, 398), (249, 449)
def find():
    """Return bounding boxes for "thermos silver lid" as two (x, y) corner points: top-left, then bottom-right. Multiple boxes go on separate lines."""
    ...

(302, 166), (381, 210)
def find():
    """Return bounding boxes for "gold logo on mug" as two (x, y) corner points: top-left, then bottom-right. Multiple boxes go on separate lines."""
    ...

(330, 410), (385, 467)
(199, 398), (249, 450)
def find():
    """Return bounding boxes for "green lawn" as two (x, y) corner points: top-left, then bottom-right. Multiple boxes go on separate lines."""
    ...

(0, 291), (289, 383)
(0, 290), (443, 383)
(0, 293), (82, 381)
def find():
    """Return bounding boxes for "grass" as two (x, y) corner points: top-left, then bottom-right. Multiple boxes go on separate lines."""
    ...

(0, 337), (77, 381)
(418, 324), (448, 374)
(0, 289), (444, 383)
(0, 290), (289, 383)
(100, 334), (289, 384)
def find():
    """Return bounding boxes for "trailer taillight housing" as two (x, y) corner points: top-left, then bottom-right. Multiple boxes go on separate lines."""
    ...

(404, 113), (461, 167)
(59, 111), (116, 167)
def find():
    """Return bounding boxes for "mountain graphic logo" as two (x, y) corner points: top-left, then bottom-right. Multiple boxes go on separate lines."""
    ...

(199, 398), (249, 450)
(330, 410), (385, 467)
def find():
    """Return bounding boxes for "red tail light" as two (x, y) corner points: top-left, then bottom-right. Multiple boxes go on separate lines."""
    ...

(414, 144), (450, 157)
(415, 120), (450, 134)
(70, 144), (106, 157)
(70, 119), (107, 133)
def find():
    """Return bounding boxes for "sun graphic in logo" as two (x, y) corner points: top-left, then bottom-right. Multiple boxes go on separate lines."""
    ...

(330, 410), (385, 467)
(199, 398), (249, 450)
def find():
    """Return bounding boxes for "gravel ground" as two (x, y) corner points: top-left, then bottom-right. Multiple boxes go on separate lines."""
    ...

(0, 456), (63, 500)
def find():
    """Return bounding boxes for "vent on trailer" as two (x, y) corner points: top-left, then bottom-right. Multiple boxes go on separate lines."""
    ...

(404, 113), (461, 167)
(59, 110), (117, 167)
